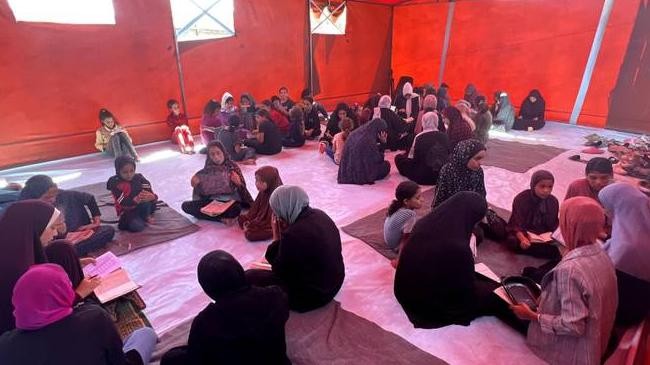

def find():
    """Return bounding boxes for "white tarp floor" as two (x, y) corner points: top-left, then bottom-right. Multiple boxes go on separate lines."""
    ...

(1, 122), (641, 364)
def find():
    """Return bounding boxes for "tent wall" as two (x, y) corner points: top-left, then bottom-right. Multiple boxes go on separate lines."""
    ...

(392, 0), (639, 128)
(312, 1), (392, 109)
(0, 0), (180, 168)
(178, 0), (308, 130)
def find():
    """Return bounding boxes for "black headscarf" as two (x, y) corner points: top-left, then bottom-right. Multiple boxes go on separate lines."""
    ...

(0, 200), (56, 333)
(198, 250), (249, 301)
(519, 89), (546, 120)
(337, 118), (388, 185)
(395, 191), (488, 328)
(433, 139), (486, 208)
(44, 239), (84, 288)
(19, 175), (56, 200)
(507, 170), (559, 235)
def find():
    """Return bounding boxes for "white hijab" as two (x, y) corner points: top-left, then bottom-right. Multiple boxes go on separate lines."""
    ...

(408, 112), (439, 158)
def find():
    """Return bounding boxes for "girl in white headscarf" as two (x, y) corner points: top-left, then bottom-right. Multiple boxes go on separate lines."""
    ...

(395, 112), (450, 185)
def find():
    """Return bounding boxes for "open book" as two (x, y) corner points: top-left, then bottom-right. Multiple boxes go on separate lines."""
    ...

(474, 262), (500, 282)
(249, 259), (272, 271)
(200, 200), (235, 217)
(527, 231), (554, 244)
(84, 252), (140, 303)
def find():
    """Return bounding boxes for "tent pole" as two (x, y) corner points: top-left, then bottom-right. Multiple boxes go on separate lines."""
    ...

(307, 0), (314, 96)
(570, 0), (615, 125)
(438, 1), (455, 86)
(171, 26), (188, 115)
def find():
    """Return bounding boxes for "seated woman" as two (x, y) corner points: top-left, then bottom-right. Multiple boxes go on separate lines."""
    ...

(599, 183), (650, 325)
(0, 264), (157, 365)
(436, 84), (451, 112)
(513, 89), (546, 131)
(378, 95), (412, 151)
(383, 181), (422, 253)
(244, 110), (283, 156)
(19, 175), (115, 257)
(200, 99), (222, 146)
(1, 200), (62, 333)
(281, 106), (306, 148)
(245, 186), (345, 312)
(565, 157), (613, 203)
(238, 166), (283, 242)
(337, 118), (390, 185)
(161, 250), (290, 365)
(166, 99), (195, 154)
(415, 94), (439, 134)
(218, 115), (256, 165)
(182, 141), (253, 222)
(301, 96), (323, 140)
(455, 100), (476, 131)
(394, 82), (420, 122)
(394, 192), (490, 328)
(504, 170), (561, 260)
(444, 106), (474, 150)
(510, 197), (617, 365)
(473, 96), (493, 144)
(492, 91), (515, 131)
(107, 156), (158, 232)
(432, 139), (486, 209)
(463, 83), (481, 109)
(395, 112), (449, 185)
(239, 93), (257, 131)
(359, 94), (381, 126)
(43, 239), (101, 303)
(95, 108), (139, 160)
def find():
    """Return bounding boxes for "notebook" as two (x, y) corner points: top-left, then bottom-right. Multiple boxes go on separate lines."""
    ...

(249, 260), (272, 271)
(94, 268), (140, 304)
(84, 252), (140, 303)
(200, 200), (235, 217)
(474, 262), (500, 282)
(83, 252), (121, 278)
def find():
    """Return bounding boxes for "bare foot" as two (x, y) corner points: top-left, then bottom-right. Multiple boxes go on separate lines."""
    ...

(390, 258), (398, 269)
(146, 216), (155, 224)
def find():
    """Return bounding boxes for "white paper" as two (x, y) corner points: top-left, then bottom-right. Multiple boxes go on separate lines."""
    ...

(493, 286), (514, 305)
(474, 262), (500, 283)
(83, 252), (121, 278)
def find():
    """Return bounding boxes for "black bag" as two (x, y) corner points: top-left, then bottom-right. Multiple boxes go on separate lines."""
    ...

(481, 208), (508, 241)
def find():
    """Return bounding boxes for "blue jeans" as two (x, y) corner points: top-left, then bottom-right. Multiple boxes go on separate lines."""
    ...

(123, 327), (157, 365)
(118, 201), (156, 232)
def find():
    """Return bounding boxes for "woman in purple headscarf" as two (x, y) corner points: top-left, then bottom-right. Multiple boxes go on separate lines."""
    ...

(337, 118), (390, 185)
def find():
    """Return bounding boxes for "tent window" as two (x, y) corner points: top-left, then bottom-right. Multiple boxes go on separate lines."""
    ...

(170, 0), (235, 42)
(7, 0), (116, 25)
(310, 0), (347, 35)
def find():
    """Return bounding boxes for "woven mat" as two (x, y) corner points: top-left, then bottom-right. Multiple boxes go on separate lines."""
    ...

(150, 301), (447, 365)
(74, 182), (199, 256)
(482, 139), (568, 173)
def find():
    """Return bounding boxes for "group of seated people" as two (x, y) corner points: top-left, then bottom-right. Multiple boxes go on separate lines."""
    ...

(0, 82), (647, 365)
(385, 142), (650, 364)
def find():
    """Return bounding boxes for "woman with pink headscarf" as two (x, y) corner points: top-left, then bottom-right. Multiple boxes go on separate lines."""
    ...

(511, 197), (617, 365)
(0, 264), (157, 364)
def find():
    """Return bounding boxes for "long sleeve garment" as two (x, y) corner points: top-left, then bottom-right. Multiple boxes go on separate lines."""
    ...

(264, 207), (345, 312)
(527, 244), (617, 365)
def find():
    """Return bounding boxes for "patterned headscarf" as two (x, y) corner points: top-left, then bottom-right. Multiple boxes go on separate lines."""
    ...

(433, 139), (487, 208)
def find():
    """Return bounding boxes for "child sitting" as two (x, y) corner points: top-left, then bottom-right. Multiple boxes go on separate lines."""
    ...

(218, 115), (256, 165)
(166, 99), (195, 154)
(505, 170), (561, 259)
(565, 157), (613, 203)
(384, 181), (422, 267)
(320, 117), (353, 165)
(182, 141), (253, 222)
(281, 106), (306, 148)
(238, 166), (283, 241)
(200, 99), (222, 147)
(95, 108), (139, 160)
(107, 156), (157, 232)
